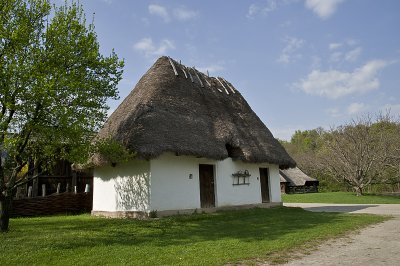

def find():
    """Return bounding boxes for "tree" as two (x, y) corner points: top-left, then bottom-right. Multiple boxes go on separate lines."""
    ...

(281, 128), (335, 190)
(322, 115), (400, 196)
(290, 128), (325, 153)
(0, 0), (124, 231)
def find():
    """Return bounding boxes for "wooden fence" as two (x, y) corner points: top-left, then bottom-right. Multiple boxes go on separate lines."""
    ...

(11, 192), (92, 217)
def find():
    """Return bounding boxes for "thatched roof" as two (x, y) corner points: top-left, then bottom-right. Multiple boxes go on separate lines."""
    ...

(280, 175), (289, 183)
(279, 167), (318, 186)
(93, 56), (295, 168)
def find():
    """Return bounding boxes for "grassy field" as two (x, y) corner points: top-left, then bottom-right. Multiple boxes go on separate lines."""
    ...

(282, 192), (400, 204)
(0, 207), (386, 265)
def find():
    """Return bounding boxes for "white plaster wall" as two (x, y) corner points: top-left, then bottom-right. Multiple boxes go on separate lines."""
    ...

(93, 153), (282, 213)
(93, 160), (150, 212)
(149, 153), (282, 211)
(150, 154), (214, 211)
(216, 160), (281, 206)
(214, 159), (263, 206)
(267, 165), (282, 203)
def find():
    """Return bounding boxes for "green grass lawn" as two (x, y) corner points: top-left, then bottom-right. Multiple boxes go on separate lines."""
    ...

(0, 207), (387, 265)
(282, 192), (400, 204)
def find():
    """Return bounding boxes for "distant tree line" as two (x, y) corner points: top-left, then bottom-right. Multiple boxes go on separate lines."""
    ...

(280, 114), (400, 195)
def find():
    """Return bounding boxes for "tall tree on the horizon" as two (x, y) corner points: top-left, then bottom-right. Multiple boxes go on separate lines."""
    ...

(281, 115), (400, 194)
(0, 0), (124, 232)
(322, 115), (400, 196)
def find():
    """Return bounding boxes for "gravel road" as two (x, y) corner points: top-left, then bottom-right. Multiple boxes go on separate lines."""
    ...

(272, 203), (400, 266)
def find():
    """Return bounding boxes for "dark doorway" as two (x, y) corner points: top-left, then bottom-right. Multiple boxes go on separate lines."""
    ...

(199, 164), (215, 208)
(259, 168), (270, 203)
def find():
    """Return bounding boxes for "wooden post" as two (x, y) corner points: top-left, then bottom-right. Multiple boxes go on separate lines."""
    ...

(72, 172), (77, 190)
(32, 177), (39, 197)
(167, 57), (179, 76)
(56, 183), (61, 194)
(16, 187), (22, 199)
(32, 158), (39, 197)
(41, 184), (46, 197)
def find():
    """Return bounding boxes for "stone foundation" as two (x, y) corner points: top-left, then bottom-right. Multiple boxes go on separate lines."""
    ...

(91, 202), (283, 219)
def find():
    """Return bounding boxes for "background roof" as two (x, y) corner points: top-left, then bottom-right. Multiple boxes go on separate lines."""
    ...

(280, 167), (318, 186)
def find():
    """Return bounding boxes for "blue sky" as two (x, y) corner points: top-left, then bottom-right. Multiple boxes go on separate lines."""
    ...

(67, 0), (399, 140)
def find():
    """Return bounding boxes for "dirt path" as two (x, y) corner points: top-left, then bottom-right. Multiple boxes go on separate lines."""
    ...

(272, 204), (400, 266)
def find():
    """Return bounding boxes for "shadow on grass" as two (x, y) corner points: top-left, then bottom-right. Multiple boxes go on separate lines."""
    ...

(7, 207), (369, 251)
(300, 205), (379, 213)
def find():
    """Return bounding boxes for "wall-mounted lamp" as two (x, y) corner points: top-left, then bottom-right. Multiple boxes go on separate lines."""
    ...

(189, 174), (193, 179)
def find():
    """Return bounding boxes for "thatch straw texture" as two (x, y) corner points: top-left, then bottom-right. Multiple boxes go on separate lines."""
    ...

(93, 56), (295, 168)
(279, 167), (318, 186)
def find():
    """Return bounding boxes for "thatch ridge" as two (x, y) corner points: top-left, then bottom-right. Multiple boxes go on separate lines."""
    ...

(93, 56), (296, 168)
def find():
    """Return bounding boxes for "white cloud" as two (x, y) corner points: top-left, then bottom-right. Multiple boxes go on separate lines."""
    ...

(148, 4), (198, 22)
(277, 36), (305, 64)
(305, 0), (344, 19)
(197, 64), (225, 75)
(345, 47), (362, 62)
(247, 0), (277, 18)
(155, 39), (175, 55)
(148, 4), (170, 22)
(173, 7), (198, 21)
(296, 60), (389, 98)
(347, 102), (367, 114)
(346, 39), (358, 46)
(133, 38), (175, 57)
(133, 38), (154, 52)
(277, 54), (290, 64)
(329, 42), (342, 50)
(247, 4), (259, 18)
(328, 40), (362, 63)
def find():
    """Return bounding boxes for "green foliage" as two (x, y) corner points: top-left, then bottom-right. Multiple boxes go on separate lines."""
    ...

(317, 174), (349, 192)
(0, 0), (123, 179)
(0, 0), (124, 231)
(93, 137), (135, 165)
(290, 127), (325, 152)
(0, 208), (386, 265)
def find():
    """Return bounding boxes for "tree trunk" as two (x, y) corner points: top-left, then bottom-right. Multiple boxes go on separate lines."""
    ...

(354, 186), (363, 196)
(0, 196), (12, 232)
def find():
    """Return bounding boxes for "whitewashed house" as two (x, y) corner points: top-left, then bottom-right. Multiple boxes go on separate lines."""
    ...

(91, 56), (295, 218)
